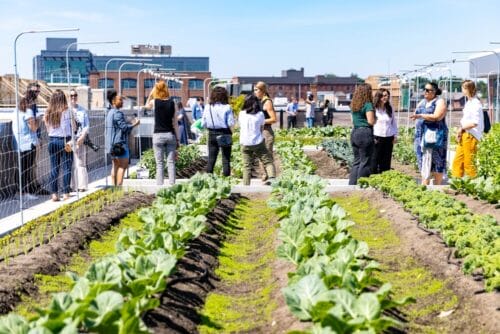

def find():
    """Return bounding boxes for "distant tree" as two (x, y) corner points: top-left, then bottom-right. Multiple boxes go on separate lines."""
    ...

(476, 80), (487, 98)
(324, 73), (337, 78)
(350, 73), (364, 82)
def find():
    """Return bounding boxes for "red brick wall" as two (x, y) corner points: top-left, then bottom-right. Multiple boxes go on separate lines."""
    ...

(88, 71), (211, 105)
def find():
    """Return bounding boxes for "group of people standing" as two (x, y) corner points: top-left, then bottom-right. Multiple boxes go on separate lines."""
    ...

(135, 79), (277, 187)
(348, 80), (485, 186)
(14, 84), (93, 202)
(15, 77), (484, 198)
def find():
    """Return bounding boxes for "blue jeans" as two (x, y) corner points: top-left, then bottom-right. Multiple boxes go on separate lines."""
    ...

(48, 137), (73, 194)
(153, 132), (177, 185)
(306, 117), (314, 128)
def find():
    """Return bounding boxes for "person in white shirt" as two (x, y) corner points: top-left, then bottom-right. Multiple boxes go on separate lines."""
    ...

(239, 95), (276, 185)
(44, 90), (73, 201)
(451, 80), (484, 178)
(372, 89), (398, 173)
(305, 93), (316, 128)
(286, 97), (298, 129)
(69, 90), (90, 192)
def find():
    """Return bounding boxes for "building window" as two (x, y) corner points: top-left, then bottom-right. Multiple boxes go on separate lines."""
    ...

(168, 80), (182, 89)
(188, 79), (203, 90)
(121, 78), (137, 89)
(98, 78), (114, 89)
(170, 96), (181, 103)
(144, 78), (155, 89)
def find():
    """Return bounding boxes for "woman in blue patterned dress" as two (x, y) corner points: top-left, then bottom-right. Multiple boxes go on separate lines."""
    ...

(410, 82), (448, 185)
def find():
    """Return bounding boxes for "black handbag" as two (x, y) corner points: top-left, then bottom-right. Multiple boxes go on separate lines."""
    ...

(111, 142), (125, 156)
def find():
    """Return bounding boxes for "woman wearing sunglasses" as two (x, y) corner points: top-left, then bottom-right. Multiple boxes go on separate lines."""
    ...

(410, 82), (448, 185)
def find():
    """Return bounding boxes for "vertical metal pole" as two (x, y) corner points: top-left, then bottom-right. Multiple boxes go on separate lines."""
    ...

(14, 33), (24, 223)
(66, 42), (79, 199)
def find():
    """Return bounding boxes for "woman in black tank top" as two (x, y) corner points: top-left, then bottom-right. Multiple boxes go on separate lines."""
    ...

(144, 80), (180, 186)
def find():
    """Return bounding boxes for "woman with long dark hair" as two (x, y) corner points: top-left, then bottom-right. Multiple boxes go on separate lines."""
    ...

(201, 86), (234, 176)
(372, 88), (398, 173)
(349, 84), (375, 185)
(44, 89), (73, 201)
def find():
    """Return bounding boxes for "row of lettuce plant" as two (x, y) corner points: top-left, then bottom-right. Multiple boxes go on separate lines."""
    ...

(275, 126), (350, 146)
(358, 171), (499, 291)
(449, 176), (500, 204)
(270, 142), (413, 333)
(0, 173), (231, 334)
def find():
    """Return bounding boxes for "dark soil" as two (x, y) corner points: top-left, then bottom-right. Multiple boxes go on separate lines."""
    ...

(0, 192), (154, 314)
(391, 160), (420, 182)
(176, 158), (208, 178)
(346, 190), (499, 333)
(144, 194), (240, 334)
(305, 150), (350, 178)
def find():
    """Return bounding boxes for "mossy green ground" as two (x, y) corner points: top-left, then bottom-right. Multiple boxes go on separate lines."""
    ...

(14, 212), (143, 319)
(333, 195), (459, 334)
(198, 198), (278, 333)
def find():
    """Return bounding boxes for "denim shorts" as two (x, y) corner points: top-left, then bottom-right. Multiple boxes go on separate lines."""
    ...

(111, 145), (129, 159)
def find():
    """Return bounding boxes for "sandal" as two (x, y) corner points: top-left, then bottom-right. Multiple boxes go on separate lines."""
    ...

(63, 194), (71, 201)
(51, 194), (60, 202)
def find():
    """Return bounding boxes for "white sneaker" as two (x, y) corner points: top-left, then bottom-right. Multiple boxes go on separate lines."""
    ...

(23, 193), (39, 201)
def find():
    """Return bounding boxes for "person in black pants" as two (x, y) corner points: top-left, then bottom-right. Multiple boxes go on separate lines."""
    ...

(201, 87), (235, 176)
(372, 88), (398, 174)
(348, 84), (376, 185)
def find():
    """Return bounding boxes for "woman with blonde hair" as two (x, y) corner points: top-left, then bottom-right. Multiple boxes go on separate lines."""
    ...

(451, 80), (484, 178)
(253, 81), (276, 181)
(44, 89), (73, 201)
(349, 84), (375, 185)
(144, 80), (179, 185)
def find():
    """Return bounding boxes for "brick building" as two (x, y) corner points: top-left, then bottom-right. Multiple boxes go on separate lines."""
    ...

(233, 68), (361, 106)
(33, 38), (211, 107)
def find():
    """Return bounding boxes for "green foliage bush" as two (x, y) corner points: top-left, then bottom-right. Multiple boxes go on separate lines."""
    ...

(138, 145), (201, 179)
(476, 123), (500, 184)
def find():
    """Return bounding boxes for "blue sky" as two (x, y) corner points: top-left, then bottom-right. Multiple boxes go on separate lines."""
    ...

(1, 0), (500, 80)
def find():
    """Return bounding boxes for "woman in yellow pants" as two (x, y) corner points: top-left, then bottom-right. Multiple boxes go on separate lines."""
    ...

(451, 80), (484, 178)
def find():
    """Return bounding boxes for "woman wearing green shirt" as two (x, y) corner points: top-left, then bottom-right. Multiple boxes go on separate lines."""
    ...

(349, 84), (376, 185)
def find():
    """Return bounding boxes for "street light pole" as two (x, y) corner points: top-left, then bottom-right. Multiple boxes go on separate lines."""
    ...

(13, 27), (79, 222)
(118, 61), (153, 96)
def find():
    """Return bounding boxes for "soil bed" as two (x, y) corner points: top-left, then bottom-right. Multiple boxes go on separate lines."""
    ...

(333, 190), (498, 333)
(305, 150), (350, 178)
(0, 192), (154, 314)
(144, 194), (240, 333)
(176, 158), (208, 178)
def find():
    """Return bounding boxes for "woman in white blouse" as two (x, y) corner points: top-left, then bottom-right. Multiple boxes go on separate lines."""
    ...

(451, 80), (484, 178)
(372, 88), (398, 173)
(44, 90), (73, 201)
